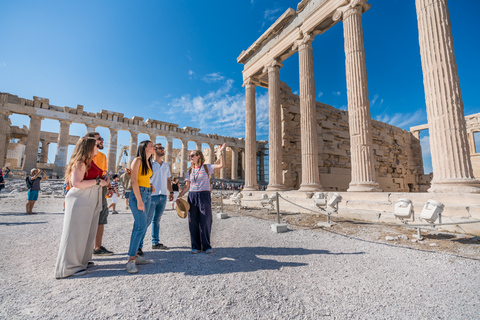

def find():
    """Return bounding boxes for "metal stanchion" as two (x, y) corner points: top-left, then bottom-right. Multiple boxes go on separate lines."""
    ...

(216, 190), (228, 219)
(271, 192), (287, 233)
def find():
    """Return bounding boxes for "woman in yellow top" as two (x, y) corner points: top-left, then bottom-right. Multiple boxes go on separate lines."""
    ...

(126, 140), (155, 274)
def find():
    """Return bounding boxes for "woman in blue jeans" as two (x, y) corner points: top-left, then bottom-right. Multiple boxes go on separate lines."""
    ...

(126, 140), (155, 274)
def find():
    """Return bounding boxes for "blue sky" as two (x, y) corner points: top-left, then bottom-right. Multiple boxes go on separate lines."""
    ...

(1, 0), (479, 173)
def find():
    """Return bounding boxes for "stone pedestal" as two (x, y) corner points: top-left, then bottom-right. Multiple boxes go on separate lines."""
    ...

(54, 120), (71, 174)
(244, 78), (258, 191)
(334, 2), (381, 192)
(22, 115), (43, 172)
(128, 131), (138, 169)
(415, 0), (480, 193)
(294, 33), (323, 192)
(107, 129), (118, 173)
(265, 60), (285, 191)
(0, 111), (11, 168)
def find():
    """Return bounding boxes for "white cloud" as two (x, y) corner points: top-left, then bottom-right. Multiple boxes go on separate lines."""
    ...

(169, 77), (270, 139)
(371, 94), (378, 105)
(202, 73), (225, 83)
(260, 7), (283, 31)
(420, 135), (430, 156)
(332, 91), (341, 96)
(188, 70), (196, 80)
(375, 110), (425, 130)
(186, 50), (192, 61)
(293, 90), (299, 95)
(318, 91), (323, 98)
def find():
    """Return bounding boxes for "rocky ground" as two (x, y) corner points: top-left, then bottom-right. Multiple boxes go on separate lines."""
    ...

(0, 179), (479, 319)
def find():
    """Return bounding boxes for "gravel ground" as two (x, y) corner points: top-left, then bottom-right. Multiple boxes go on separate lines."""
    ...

(0, 181), (479, 319)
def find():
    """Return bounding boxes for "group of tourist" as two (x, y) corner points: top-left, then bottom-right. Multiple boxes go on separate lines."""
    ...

(53, 130), (226, 278)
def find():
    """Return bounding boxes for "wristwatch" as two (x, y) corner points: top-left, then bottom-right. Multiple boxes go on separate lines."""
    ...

(95, 177), (100, 185)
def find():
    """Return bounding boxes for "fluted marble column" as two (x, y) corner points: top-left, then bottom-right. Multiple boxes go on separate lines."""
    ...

(107, 129), (118, 173)
(0, 111), (11, 168)
(195, 141), (202, 152)
(86, 124), (96, 134)
(334, 1), (381, 192)
(243, 78), (258, 191)
(416, 0), (480, 193)
(231, 147), (238, 180)
(265, 60), (285, 191)
(220, 150), (227, 179)
(240, 149), (245, 180)
(294, 33), (322, 192)
(128, 131), (138, 168)
(54, 120), (72, 173)
(166, 137), (173, 166)
(207, 144), (215, 164)
(149, 134), (156, 144)
(180, 139), (188, 178)
(22, 115), (43, 172)
(40, 141), (49, 164)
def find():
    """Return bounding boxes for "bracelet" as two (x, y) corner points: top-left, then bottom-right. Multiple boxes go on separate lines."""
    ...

(170, 191), (174, 194)
(108, 188), (113, 190)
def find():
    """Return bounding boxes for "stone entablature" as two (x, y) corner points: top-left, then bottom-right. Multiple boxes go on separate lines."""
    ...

(279, 83), (424, 192)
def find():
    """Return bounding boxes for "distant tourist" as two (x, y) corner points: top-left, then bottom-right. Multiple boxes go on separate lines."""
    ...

(108, 174), (120, 214)
(120, 168), (132, 210)
(126, 140), (155, 274)
(54, 137), (109, 279)
(26, 168), (48, 214)
(0, 171), (5, 192)
(171, 177), (181, 210)
(85, 132), (114, 256)
(176, 143), (225, 254)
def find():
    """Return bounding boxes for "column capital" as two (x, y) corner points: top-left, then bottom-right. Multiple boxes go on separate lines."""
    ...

(262, 59), (283, 74)
(109, 128), (119, 133)
(59, 119), (72, 125)
(333, 0), (370, 22)
(242, 77), (260, 88)
(30, 114), (44, 121)
(292, 32), (314, 52)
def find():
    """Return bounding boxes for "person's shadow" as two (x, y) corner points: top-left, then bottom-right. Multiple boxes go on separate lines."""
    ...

(87, 246), (365, 278)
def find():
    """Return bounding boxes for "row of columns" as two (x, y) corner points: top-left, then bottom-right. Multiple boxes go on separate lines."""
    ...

(0, 113), (245, 180)
(243, 0), (479, 193)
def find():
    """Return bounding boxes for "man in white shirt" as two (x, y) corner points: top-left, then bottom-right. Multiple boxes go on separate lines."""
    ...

(138, 143), (174, 255)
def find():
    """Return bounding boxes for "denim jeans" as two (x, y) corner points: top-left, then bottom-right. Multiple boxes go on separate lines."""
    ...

(127, 187), (151, 257)
(140, 194), (167, 248)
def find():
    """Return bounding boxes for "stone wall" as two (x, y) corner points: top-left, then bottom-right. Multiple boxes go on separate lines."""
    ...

(279, 83), (424, 192)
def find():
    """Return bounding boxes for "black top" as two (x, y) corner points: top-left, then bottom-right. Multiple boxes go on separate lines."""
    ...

(172, 182), (179, 192)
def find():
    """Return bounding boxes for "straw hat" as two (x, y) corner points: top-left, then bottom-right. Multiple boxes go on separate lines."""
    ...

(176, 198), (190, 219)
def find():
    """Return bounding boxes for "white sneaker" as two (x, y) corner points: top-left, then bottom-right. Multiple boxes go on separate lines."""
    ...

(126, 261), (138, 274)
(135, 255), (152, 265)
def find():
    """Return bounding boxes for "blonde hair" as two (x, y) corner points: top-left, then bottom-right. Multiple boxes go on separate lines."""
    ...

(64, 137), (96, 185)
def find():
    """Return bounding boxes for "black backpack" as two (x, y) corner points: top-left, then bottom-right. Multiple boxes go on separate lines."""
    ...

(26, 177), (33, 189)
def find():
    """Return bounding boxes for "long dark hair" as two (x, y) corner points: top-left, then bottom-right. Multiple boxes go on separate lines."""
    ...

(64, 137), (96, 185)
(137, 140), (153, 176)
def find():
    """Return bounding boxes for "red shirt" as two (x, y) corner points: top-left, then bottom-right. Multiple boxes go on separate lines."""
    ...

(84, 161), (103, 180)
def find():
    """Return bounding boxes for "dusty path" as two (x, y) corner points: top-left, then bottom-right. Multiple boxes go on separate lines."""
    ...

(0, 185), (479, 319)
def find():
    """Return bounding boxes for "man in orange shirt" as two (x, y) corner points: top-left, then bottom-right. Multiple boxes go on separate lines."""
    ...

(86, 132), (114, 256)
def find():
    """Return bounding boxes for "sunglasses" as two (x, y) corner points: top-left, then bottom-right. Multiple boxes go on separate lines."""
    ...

(96, 137), (104, 141)
(155, 147), (164, 150)
(189, 154), (197, 158)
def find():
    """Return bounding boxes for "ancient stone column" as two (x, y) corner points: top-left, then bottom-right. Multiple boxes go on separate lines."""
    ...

(293, 33), (322, 192)
(0, 111), (11, 168)
(416, 0), (480, 193)
(86, 124), (96, 134)
(39, 141), (50, 164)
(231, 147), (238, 180)
(180, 139), (188, 178)
(259, 151), (265, 183)
(264, 60), (285, 191)
(128, 131), (138, 169)
(207, 144), (215, 164)
(166, 137), (173, 167)
(54, 120), (72, 174)
(241, 149), (245, 180)
(220, 151), (227, 179)
(22, 115), (43, 172)
(195, 141), (202, 152)
(334, 1), (381, 192)
(107, 128), (118, 173)
(243, 78), (258, 191)
(149, 134), (156, 143)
